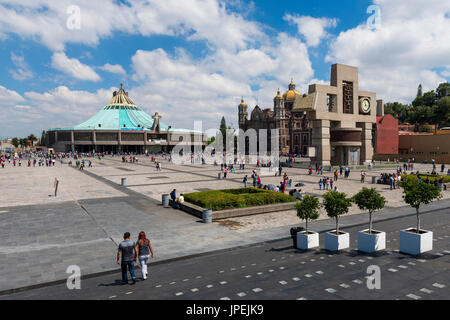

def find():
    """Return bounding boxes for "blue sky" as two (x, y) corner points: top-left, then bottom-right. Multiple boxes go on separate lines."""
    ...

(0, 0), (448, 138)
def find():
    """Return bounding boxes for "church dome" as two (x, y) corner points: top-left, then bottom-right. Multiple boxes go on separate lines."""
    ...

(239, 97), (247, 107)
(274, 89), (282, 99)
(283, 79), (301, 101)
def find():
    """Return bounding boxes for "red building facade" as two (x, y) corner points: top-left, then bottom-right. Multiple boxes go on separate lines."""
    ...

(374, 114), (398, 155)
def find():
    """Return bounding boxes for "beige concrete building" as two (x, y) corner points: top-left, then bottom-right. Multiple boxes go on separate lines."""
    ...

(292, 64), (383, 166)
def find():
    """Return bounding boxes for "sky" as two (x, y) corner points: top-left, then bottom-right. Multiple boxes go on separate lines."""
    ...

(0, 0), (449, 138)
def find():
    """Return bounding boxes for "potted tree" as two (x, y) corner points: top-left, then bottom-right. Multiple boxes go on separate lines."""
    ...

(400, 176), (442, 255)
(323, 190), (352, 251)
(353, 187), (387, 253)
(295, 195), (321, 250)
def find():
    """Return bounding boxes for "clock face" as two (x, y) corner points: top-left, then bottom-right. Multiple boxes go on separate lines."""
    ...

(361, 98), (371, 113)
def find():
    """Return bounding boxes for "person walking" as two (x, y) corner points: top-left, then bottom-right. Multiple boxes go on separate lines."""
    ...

(339, 166), (343, 176)
(135, 231), (154, 280)
(117, 232), (137, 285)
(243, 175), (248, 188)
(170, 189), (177, 208)
(318, 178), (323, 190)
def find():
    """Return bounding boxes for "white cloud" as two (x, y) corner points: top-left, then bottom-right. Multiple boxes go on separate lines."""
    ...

(284, 14), (337, 47)
(51, 52), (101, 81)
(98, 63), (126, 75)
(325, 0), (450, 102)
(0, 0), (265, 52)
(9, 52), (33, 81)
(0, 85), (25, 106)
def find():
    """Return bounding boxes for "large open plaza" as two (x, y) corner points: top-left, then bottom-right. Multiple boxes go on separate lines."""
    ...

(0, 155), (449, 297)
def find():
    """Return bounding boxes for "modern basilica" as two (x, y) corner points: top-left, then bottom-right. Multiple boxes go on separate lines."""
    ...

(46, 85), (207, 153)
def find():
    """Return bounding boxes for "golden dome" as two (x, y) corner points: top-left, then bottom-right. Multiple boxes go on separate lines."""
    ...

(274, 89), (282, 99)
(282, 79), (301, 101)
(239, 97), (247, 106)
(283, 89), (301, 101)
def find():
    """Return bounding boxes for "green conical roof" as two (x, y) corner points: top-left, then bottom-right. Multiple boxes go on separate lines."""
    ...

(49, 85), (201, 133)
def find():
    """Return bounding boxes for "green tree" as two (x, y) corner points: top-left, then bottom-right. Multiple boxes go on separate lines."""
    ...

(352, 188), (386, 233)
(217, 116), (227, 150)
(401, 176), (442, 233)
(435, 96), (450, 127)
(11, 137), (19, 148)
(436, 82), (450, 99)
(407, 105), (434, 126)
(295, 195), (320, 233)
(40, 130), (46, 146)
(322, 191), (352, 234)
(412, 90), (436, 108)
(18, 138), (27, 148)
(384, 102), (409, 122)
(27, 134), (37, 147)
(207, 136), (216, 145)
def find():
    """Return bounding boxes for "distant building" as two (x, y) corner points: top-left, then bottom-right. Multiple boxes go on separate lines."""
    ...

(46, 85), (207, 153)
(0, 138), (15, 152)
(290, 64), (383, 166)
(373, 114), (398, 155)
(398, 128), (450, 163)
(239, 64), (385, 165)
(238, 79), (309, 155)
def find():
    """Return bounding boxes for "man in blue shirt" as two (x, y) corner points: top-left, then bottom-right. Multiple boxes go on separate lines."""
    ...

(117, 232), (137, 284)
(170, 189), (177, 208)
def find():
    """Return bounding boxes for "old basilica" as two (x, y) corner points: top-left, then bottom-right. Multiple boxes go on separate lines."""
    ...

(238, 79), (311, 155)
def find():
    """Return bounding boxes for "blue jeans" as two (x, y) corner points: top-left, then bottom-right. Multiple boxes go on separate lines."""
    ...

(121, 260), (136, 282)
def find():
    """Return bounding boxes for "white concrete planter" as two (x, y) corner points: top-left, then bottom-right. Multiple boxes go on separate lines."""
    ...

(357, 229), (386, 253)
(297, 231), (319, 250)
(400, 228), (433, 255)
(325, 230), (349, 251)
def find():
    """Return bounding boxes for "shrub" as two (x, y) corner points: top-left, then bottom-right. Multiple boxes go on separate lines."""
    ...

(183, 188), (296, 211)
(401, 174), (450, 184)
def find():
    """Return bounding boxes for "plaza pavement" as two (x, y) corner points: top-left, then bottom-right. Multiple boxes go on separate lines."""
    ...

(0, 156), (448, 294)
